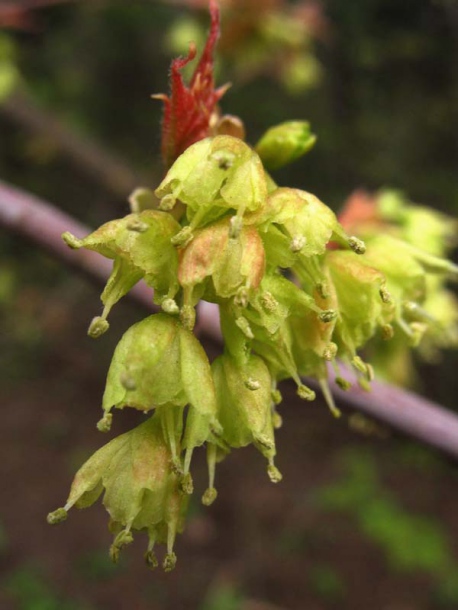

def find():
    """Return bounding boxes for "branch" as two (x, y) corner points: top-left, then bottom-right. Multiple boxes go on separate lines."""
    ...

(1, 178), (458, 459)
(0, 178), (155, 310)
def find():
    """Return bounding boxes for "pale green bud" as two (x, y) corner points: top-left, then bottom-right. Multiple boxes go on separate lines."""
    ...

(255, 121), (316, 171)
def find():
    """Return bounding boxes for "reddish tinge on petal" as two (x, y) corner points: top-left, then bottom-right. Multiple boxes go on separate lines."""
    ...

(154, 0), (229, 169)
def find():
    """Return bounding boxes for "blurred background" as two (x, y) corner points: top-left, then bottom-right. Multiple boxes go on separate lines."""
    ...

(1, 1), (458, 608)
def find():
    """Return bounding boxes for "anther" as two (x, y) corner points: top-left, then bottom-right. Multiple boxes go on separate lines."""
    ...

(271, 389), (282, 405)
(245, 377), (261, 390)
(96, 413), (113, 433)
(379, 285), (392, 303)
(179, 472), (194, 495)
(381, 324), (394, 340)
(322, 342), (338, 361)
(267, 463), (283, 483)
(161, 298), (179, 315)
(47, 507), (68, 525)
(348, 236), (366, 255)
(202, 487), (218, 506)
(62, 232), (82, 249)
(144, 550), (159, 570)
(171, 226), (193, 247)
(260, 292), (278, 312)
(127, 219), (148, 233)
(290, 235), (306, 253)
(229, 215), (243, 239)
(297, 384), (316, 401)
(159, 194), (177, 211)
(163, 552), (177, 572)
(235, 316), (254, 339)
(88, 316), (110, 338)
(319, 310), (337, 323)
(335, 377), (352, 391)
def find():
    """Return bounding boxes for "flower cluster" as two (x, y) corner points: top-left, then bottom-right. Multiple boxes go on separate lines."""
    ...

(47, 3), (458, 571)
(339, 189), (458, 384)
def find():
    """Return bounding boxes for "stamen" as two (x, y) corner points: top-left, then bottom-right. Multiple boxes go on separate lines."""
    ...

(87, 316), (110, 338)
(159, 193), (177, 211)
(297, 384), (316, 401)
(335, 376), (352, 391)
(161, 298), (180, 314)
(235, 316), (254, 339)
(267, 459), (283, 483)
(323, 342), (338, 361)
(348, 236), (366, 255)
(260, 291), (278, 312)
(202, 444), (218, 506)
(62, 232), (83, 249)
(171, 226), (193, 247)
(319, 378), (341, 418)
(46, 507), (68, 525)
(96, 413), (113, 433)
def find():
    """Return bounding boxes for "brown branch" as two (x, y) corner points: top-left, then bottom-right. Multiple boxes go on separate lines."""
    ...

(1, 177), (458, 460)
(0, 178), (155, 310)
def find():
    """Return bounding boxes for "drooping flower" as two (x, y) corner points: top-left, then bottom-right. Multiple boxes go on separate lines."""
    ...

(47, 415), (189, 571)
(212, 352), (282, 482)
(62, 210), (180, 336)
(155, 135), (268, 243)
(100, 314), (220, 461)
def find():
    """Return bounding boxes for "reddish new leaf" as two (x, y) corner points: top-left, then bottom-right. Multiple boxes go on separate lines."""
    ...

(155, 0), (229, 169)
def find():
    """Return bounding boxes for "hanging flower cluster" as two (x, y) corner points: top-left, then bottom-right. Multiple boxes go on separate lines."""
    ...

(47, 1), (458, 571)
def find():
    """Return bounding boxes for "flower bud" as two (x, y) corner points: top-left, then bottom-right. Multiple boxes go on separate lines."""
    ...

(255, 121), (316, 170)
